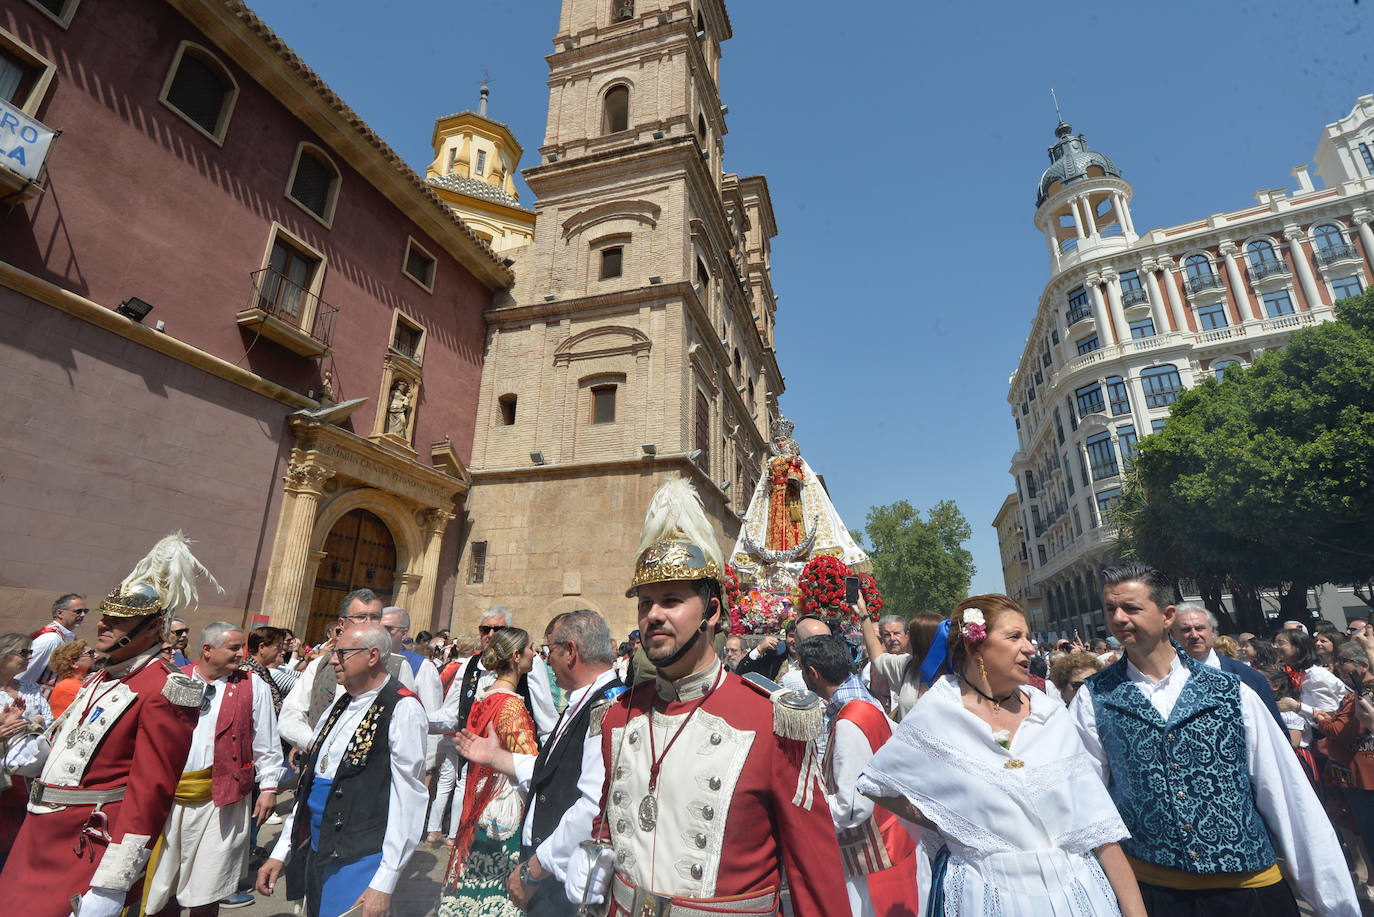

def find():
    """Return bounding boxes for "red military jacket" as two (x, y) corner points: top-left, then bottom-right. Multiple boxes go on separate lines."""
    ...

(0, 648), (199, 917)
(594, 661), (849, 916)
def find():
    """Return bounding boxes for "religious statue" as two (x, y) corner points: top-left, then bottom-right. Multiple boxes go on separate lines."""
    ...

(386, 380), (412, 436)
(612, 0), (635, 22)
(765, 421), (806, 551)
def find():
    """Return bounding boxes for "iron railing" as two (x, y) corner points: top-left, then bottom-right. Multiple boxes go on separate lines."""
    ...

(248, 268), (337, 346)
(1183, 272), (1225, 295)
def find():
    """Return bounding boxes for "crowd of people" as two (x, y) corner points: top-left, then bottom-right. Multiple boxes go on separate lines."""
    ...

(0, 487), (1372, 917)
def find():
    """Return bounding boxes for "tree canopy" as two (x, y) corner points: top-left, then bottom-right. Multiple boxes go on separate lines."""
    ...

(1116, 289), (1374, 626)
(862, 499), (974, 617)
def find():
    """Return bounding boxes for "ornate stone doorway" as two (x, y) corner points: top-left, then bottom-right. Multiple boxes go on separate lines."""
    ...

(306, 508), (397, 643)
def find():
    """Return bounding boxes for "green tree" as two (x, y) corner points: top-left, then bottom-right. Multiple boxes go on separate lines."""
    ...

(1117, 288), (1374, 628)
(862, 499), (975, 617)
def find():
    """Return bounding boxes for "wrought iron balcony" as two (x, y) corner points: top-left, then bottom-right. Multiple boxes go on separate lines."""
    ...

(1247, 259), (1291, 283)
(1066, 304), (1093, 326)
(1315, 242), (1361, 267)
(1183, 272), (1225, 295)
(1121, 287), (1149, 307)
(235, 268), (338, 357)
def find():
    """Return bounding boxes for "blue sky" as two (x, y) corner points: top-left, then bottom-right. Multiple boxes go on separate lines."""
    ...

(247, 0), (1371, 596)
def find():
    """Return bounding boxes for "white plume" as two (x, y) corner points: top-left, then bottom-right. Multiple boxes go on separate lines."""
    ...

(119, 531), (224, 611)
(636, 476), (722, 569)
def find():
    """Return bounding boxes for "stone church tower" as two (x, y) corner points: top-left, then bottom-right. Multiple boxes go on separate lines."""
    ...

(453, 0), (784, 637)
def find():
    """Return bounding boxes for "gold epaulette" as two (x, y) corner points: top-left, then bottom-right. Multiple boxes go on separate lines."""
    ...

(740, 673), (824, 743)
(162, 672), (205, 708)
(588, 684), (631, 737)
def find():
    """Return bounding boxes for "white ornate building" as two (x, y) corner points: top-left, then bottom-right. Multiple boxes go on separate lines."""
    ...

(1004, 95), (1374, 637)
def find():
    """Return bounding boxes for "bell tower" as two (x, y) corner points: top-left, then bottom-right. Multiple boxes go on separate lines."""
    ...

(1033, 119), (1137, 274)
(457, 0), (783, 637)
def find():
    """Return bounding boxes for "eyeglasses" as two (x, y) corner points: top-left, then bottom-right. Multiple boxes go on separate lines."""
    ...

(333, 647), (369, 662)
(344, 613), (384, 624)
(8, 649), (33, 659)
(478, 625), (506, 636)
(383, 624), (404, 634)
(200, 683), (217, 714)
(1068, 680), (1087, 691)
(171, 628), (190, 637)
(82, 650), (98, 658)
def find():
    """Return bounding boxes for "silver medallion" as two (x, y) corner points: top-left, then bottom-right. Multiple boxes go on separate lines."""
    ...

(320, 752), (330, 772)
(637, 793), (658, 831)
(66, 729), (78, 749)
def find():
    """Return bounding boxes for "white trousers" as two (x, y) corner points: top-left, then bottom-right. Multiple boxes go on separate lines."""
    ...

(426, 745), (463, 838)
(145, 796), (250, 909)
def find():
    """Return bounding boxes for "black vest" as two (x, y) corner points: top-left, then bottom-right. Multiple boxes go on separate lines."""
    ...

(527, 674), (623, 851)
(287, 677), (408, 890)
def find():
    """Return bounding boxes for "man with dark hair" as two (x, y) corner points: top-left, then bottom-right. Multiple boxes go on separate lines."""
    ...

(456, 609), (623, 916)
(257, 623), (428, 917)
(1072, 562), (1357, 915)
(797, 635), (918, 917)
(25, 592), (87, 691)
(241, 626), (287, 713)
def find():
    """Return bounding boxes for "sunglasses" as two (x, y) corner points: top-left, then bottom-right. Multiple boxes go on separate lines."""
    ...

(9, 649), (33, 659)
(333, 647), (369, 661)
(1069, 680), (1087, 691)
(478, 625), (506, 636)
(171, 629), (190, 637)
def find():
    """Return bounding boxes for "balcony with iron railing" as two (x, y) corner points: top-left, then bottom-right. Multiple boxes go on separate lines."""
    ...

(1066, 304), (1093, 326)
(1315, 242), (1361, 268)
(1246, 258), (1291, 283)
(1183, 272), (1226, 296)
(235, 268), (338, 357)
(1121, 287), (1150, 307)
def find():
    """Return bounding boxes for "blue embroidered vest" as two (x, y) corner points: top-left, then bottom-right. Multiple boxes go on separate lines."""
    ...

(1086, 649), (1275, 874)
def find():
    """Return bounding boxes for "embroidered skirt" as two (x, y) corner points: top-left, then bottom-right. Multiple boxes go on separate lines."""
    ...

(437, 828), (523, 917)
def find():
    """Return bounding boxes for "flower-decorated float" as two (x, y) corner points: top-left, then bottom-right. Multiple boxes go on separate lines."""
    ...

(728, 417), (879, 643)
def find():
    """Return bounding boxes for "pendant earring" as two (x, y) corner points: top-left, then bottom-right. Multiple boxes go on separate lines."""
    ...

(978, 656), (991, 693)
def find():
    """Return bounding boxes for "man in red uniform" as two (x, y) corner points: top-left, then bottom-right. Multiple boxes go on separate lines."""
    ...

(565, 477), (850, 916)
(0, 533), (212, 917)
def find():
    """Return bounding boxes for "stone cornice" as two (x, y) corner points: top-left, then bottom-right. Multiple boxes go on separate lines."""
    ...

(289, 414), (468, 508)
(1, 258), (317, 410)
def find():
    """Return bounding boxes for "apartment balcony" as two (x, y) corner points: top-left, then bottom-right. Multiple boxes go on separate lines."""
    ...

(236, 269), (338, 357)
(1066, 304), (1093, 327)
(1183, 272), (1226, 296)
(1315, 242), (1362, 269)
(1246, 259), (1291, 284)
(1121, 287), (1150, 307)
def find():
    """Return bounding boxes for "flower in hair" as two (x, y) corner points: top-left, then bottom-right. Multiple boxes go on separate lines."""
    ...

(961, 608), (987, 644)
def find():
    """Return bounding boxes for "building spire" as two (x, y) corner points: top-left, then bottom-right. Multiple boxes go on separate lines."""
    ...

(478, 70), (493, 117)
(1051, 88), (1064, 126)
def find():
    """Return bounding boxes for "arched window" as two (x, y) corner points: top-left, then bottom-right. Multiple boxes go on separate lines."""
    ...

(611, 0), (634, 23)
(697, 113), (707, 143)
(161, 42), (237, 142)
(1313, 223), (1344, 255)
(1246, 239), (1279, 268)
(1184, 254), (1212, 281)
(287, 144), (341, 225)
(603, 85), (629, 134)
(733, 349), (742, 386)
(1212, 360), (1240, 381)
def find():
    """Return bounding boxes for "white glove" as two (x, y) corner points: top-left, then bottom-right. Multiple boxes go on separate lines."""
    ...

(69, 886), (124, 917)
(564, 843), (606, 908)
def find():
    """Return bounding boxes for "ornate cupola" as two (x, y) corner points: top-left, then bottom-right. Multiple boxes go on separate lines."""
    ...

(1033, 119), (1138, 273)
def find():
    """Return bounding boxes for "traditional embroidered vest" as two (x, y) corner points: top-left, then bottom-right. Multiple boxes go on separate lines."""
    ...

(289, 678), (411, 877)
(1087, 652), (1275, 874)
(183, 665), (256, 806)
(824, 700), (915, 878)
(528, 676), (623, 853)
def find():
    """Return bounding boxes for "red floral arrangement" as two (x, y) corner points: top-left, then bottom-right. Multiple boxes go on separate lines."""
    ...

(798, 555), (853, 620)
(723, 564), (742, 620)
(858, 572), (884, 617)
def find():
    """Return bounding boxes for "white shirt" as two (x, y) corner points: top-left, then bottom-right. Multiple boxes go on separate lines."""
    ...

(825, 717), (877, 831)
(510, 669), (618, 882)
(1293, 665), (1350, 747)
(186, 667), (282, 792)
(405, 655), (445, 768)
(2, 681), (52, 773)
(269, 681), (429, 895)
(278, 654), (422, 753)
(429, 655), (558, 743)
(1069, 654), (1359, 917)
(23, 621), (73, 685)
(869, 652), (920, 720)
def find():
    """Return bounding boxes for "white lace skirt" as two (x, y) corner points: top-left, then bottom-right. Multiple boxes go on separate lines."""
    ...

(930, 842), (1123, 917)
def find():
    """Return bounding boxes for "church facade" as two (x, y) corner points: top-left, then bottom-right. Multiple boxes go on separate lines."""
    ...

(448, 0), (785, 638)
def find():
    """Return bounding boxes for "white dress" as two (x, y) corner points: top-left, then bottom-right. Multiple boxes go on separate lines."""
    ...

(856, 676), (1128, 917)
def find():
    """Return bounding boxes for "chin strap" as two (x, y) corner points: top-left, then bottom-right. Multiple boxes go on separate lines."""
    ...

(652, 617), (711, 670)
(108, 614), (162, 662)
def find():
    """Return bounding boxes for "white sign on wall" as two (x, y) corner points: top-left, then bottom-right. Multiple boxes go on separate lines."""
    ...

(0, 97), (55, 182)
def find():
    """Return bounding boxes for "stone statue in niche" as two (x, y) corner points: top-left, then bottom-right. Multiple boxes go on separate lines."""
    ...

(613, 0), (634, 23)
(386, 380), (413, 436)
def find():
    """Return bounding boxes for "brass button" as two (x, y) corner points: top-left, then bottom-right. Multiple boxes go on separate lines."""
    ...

(1175, 790), (1186, 800)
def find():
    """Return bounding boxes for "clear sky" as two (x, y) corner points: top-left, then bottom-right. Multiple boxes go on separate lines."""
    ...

(247, 0), (1371, 597)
